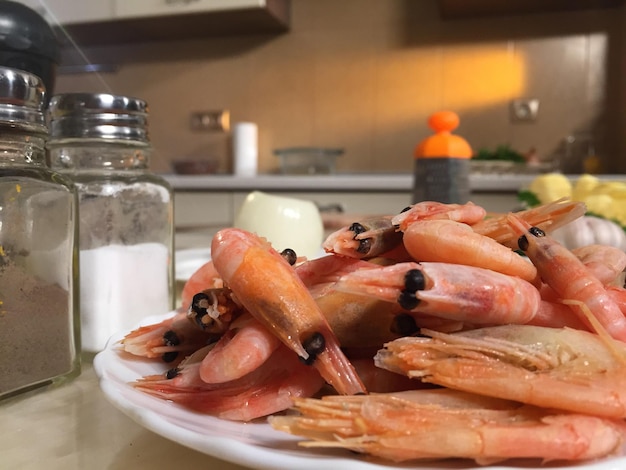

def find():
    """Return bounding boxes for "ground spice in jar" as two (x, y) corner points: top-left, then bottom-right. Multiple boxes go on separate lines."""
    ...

(0, 259), (74, 396)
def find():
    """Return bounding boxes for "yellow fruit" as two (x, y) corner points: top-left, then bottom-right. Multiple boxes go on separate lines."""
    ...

(528, 173), (572, 205)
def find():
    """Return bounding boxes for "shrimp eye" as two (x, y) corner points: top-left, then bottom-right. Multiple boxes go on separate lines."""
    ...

(349, 222), (366, 236)
(166, 367), (180, 379)
(356, 238), (371, 254)
(281, 248), (298, 265)
(398, 290), (420, 310)
(300, 332), (326, 365)
(161, 330), (181, 362)
(517, 235), (529, 251)
(529, 226), (546, 237)
(404, 269), (425, 292)
(391, 313), (419, 336)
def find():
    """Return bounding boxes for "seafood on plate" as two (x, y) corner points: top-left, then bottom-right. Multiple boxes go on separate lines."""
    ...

(375, 324), (626, 419)
(269, 388), (626, 464)
(117, 196), (626, 462)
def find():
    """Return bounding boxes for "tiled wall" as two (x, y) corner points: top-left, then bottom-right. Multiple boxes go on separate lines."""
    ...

(55, 0), (623, 175)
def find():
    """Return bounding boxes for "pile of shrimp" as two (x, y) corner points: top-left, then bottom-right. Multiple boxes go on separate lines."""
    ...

(119, 198), (626, 465)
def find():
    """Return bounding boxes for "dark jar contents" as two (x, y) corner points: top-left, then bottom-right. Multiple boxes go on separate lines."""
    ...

(0, 67), (80, 400)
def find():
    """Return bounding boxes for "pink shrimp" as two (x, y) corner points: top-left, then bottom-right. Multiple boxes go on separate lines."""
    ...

(472, 198), (586, 249)
(198, 313), (281, 384)
(322, 215), (406, 260)
(119, 310), (216, 363)
(571, 244), (626, 286)
(270, 388), (626, 464)
(134, 343), (325, 421)
(391, 200), (487, 231)
(180, 259), (223, 311)
(375, 324), (626, 419)
(507, 213), (626, 342)
(334, 261), (541, 325)
(401, 219), (538, 283)
(211, 228), (366, 395)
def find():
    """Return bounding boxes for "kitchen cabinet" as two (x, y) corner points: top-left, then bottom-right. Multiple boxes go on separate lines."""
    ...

(16, 0), (113, 24)
(16, 0), (290, 46)
(438, 0), (624, 19)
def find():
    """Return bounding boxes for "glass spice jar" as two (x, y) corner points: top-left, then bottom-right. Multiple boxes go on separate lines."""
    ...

(0, 66), (80, 400)
(48, 93), (175, 354)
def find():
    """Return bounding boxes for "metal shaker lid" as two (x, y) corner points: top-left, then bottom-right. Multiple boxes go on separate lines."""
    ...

(48, 93), (149, 143)
(0, 64), (46, 131)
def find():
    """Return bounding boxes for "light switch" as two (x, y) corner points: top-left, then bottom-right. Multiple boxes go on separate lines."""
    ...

(510, 99), (539, 122)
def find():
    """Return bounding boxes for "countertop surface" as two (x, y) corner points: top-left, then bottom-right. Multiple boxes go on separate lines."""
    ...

(1, 362), (248, 470)
(162, 173), (626, 192)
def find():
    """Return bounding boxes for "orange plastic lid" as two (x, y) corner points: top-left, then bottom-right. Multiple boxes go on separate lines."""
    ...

(414, 111), (472, 159)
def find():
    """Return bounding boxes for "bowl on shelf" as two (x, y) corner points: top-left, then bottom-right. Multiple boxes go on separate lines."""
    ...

(172, 158), (219, 175)
(274, 147), (343, 175)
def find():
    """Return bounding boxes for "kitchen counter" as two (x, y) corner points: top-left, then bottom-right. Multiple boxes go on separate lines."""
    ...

(163, 173), (539, 192)
(162, 173), (626, 193)
(1, 361), (248, 470)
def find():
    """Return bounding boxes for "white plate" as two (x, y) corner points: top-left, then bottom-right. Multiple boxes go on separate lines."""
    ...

(175, 248), (212, 281)
(94, 312), (626, 470)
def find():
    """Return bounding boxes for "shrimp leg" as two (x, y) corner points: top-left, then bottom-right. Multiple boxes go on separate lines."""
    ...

(211, 228), (366, 395)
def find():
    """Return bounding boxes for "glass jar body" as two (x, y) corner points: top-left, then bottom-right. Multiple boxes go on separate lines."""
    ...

(0, 132), (80, 401)
(49, 142), (174, 353)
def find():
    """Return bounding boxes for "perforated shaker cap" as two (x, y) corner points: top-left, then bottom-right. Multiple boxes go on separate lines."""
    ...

(0, 64), (46, 132)
(48, 92), (149, 143)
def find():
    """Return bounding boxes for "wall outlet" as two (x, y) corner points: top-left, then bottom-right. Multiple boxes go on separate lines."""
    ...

(190, 110), (230, 132)
(510, 99), (539, 122)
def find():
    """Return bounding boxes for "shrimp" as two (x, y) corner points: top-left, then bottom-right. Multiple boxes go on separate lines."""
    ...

(571, 244), (626, 285)
(335, 261), (540, 326)
(402, 219), (538, 282)
(120, 310), (216, 363)
(375, 324), (626, 419)
(392, 200), (487, 231)
(180, 259), (223, 311)
(507, 213), (626, 341)
(198, 313), (281, 384)
(211, 228), (366, 395)
(134, 343), (325, 421)
(471, 198), (586, 249)
(269, 388), (625, 464)
(322, 215), (405, 259)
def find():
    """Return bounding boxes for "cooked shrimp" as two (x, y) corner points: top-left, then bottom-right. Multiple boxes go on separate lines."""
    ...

(198, 313), (281, 384)
(180, 259), (223, 311)
(402, 219), (538, 282)
(376, 324), (626, 419)
(472, 199), (586, 249)
(571, 244), (626, 285)
(334, 261), (541, 325)
(269, 388), (625, 464)
(211, 228), (366, 395)
(134, 343), (325, 421)
(391, 200), (487, 231)
(322, 215), (405, 259)
(120, 310), (216, 363)
(507, 213), (626, 341)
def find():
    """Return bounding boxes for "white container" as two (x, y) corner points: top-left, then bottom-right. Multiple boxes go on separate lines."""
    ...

(234, 191), (324, 259)
(233, 122), (258, 177)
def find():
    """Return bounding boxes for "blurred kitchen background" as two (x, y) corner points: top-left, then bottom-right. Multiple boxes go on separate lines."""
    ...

(29, 0), (626, 175)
